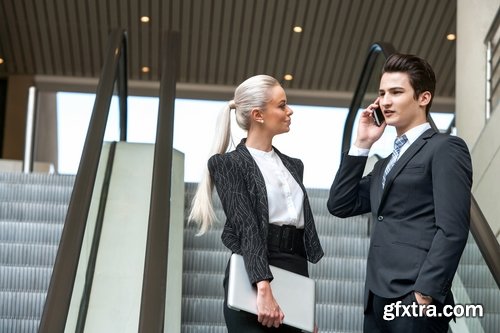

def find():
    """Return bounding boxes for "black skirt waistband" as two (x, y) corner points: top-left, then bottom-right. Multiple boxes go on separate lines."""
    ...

(267, 223), (306, 258)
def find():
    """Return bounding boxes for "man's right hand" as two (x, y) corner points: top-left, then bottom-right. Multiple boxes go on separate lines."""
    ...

(354, 98), (386, 149)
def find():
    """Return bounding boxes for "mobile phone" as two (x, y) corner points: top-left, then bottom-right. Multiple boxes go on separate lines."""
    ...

(373, 107), (385, 126)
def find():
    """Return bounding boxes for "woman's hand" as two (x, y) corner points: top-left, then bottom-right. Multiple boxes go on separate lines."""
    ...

(255, 280), (285, 327)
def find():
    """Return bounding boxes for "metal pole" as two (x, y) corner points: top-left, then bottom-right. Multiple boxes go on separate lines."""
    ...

(23, 86), (37, 173)
(485, 41), (492, 120)
(138, 30), (180, 333)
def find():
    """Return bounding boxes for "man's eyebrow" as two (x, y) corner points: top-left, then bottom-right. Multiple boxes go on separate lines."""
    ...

(379, 86), (405, 92)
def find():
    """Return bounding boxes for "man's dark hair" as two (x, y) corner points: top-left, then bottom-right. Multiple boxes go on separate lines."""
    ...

(382, 53), (436, 115)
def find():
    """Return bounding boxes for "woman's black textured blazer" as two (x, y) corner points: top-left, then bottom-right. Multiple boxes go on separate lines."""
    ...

(208, 139), (324, 284)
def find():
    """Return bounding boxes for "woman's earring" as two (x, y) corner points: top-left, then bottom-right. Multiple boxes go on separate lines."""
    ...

(258, 119), (264, 124)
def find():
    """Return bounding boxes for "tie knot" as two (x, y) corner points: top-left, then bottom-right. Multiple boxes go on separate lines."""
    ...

(394, 135), (408, 151)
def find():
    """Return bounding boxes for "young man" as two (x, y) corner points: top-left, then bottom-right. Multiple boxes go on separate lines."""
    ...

(327, 53), (472, 332)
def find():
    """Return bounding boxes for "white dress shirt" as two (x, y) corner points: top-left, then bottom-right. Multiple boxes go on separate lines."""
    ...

(348, 123), (432, 157)
(247, 147), (305, 228)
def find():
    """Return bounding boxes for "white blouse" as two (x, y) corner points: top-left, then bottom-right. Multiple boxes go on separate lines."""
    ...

(247, 147), (305, 228)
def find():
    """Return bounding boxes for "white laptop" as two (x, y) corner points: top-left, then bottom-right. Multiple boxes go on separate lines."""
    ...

(227, 253), (315, 332)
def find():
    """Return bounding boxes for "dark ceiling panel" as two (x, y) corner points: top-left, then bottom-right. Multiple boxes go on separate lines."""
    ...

(9, 0), (30, 73)
(206, 0), (224, 85)
(66, 0), (83, 76)
(25, 0), (45, 74)
(297, 0), (333, 90)
(390, 1), (418, 53)
(318, 0), (351, 90)
(0, 0), (458, 109)
(76, 0), (92, 78)
(263, 0), (289, 84)
(87, 0), (99, 76)
(43, 1), (63, 75)
(128, 0), (140, 81)
(253, 0), (276, 79)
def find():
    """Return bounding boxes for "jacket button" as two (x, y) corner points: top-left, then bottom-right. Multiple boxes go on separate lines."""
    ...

(377, 216), (383, 221)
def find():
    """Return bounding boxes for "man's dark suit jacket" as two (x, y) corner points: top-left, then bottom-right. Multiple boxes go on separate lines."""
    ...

(209, 139), (324, 285)
(327, 128), (472, 307)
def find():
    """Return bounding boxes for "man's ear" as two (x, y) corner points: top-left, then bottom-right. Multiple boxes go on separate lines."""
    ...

(419, 91), (432, 107)
(251, 108), (264, 123)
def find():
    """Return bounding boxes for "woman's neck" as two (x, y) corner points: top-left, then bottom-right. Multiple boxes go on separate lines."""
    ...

(245, 132), (273, 152)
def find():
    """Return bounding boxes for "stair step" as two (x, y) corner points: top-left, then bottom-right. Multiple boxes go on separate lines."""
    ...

(478, 314), (500, 333)
(0, 266), (53, 292)
(181, 297), (225, 325)
(181, 324), (227, 333)
(458, 242), (485, 264)
(318, 236), (369, 258)
(183, 228), (225, 252)
(0, 202), (68, 222)
(315, 303), (363, 332)
(0, 183), (73, 204)
(0, 319), (40, 333)
(313, 214), (370, 237)
(456, 264), (499, 288)
(183, 249), (231, 275)
(0, 290), (46, 318)
(0, 172), (75, 187)
(0, 243), (58, 267)
(316, 279), (364, 304)
(454, 285), (500, 313)
(0, 221), (63, 244)
(182, 273), (224, 298)
(309, 257), (366, 281)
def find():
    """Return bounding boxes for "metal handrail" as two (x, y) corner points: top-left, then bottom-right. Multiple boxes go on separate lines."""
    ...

(470, 196), (500, 288)
(38, 29), (128, 332)
(344, 42), (500, 289)
(341, 41), (395, 153)
(138, 30), (180, 332)
(75, 142), (117, 333)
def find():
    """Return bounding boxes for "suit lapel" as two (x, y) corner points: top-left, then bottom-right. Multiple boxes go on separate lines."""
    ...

(379, 129), (436, 207)
(374, 158), (389, 207)
(235, 140), (269, 222)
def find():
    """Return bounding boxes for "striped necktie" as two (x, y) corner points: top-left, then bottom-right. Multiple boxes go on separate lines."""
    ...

(382, 135), (408, 188)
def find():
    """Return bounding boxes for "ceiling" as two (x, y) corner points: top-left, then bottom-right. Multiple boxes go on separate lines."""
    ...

(0, 0), (457, 111)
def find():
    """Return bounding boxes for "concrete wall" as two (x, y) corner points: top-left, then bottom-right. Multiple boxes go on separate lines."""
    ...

(2, 75), (33, 159)
(65, 143), (185, 332)
(457, 0), (500, 240)
(34, 91), (58, 169)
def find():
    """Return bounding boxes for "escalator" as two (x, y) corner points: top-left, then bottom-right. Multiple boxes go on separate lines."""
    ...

(36, 30), (183, 333)
(3, 30), (494, 332)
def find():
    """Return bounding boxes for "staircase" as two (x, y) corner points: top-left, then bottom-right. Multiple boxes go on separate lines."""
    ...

(181, 183), (369, 333)
(0, 175), (498, 332)
(0, 172), (74, 333)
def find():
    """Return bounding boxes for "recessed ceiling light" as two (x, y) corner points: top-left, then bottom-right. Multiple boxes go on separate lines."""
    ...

(283, 74), (293, 81)
(447, 33), (456, 41)
(141, 66), (150, 73)
(293, 26), (302, 33)
(140, 16), (150, 23)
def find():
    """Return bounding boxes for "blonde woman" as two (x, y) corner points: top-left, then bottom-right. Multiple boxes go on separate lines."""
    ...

(189, 75), (323, 332)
